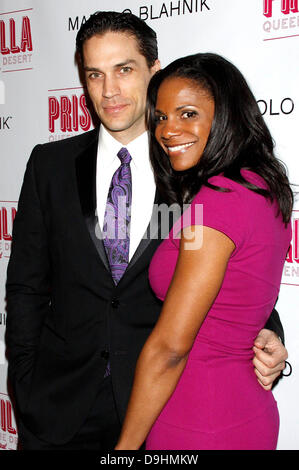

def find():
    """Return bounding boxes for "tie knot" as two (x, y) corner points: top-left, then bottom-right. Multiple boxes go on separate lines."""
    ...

(117, 147), (132, 165)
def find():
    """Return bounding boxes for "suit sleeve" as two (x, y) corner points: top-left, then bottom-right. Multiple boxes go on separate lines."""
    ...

(5, 145), (51, 386)
(264, 306), (285, 345)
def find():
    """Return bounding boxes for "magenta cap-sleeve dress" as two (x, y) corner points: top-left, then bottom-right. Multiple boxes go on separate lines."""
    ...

(147, 170), (291, 450)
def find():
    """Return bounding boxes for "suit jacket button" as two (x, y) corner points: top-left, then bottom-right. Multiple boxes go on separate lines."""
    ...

(100, 350), (109, 359)
(111, 298), (119, 308)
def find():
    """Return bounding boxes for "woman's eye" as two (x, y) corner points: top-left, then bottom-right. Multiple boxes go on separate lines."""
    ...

(182, 111), (197, 118)
(155, 115), (166, 123)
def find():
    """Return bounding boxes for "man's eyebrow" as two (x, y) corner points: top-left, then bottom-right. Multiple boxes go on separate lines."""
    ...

(115, 59), (138, 67)
(84, 66), (101, 72)
(84, 60), (138, 72)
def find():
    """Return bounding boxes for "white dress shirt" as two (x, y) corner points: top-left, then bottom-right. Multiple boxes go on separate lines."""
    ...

(96, 126), (156, 261)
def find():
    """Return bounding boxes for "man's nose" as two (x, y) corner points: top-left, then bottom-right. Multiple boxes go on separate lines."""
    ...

(102, 75), (120, 98)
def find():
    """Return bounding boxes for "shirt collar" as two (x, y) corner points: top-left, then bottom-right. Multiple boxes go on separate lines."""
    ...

(98, 125), (121, 168)
(98, 125), (149, 170)
(126, 131), (150, 170)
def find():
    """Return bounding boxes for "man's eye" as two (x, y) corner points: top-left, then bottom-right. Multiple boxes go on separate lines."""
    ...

(88, 72), (101, 79)
(120, 67), (132, 74)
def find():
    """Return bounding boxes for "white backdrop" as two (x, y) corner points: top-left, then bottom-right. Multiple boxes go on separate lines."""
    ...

(0, 0), (298, 450)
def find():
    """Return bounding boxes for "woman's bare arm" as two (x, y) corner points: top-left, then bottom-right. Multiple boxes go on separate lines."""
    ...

(115, 225), (235, 450)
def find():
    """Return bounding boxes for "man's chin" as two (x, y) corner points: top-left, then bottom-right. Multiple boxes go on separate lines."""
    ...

(99, 115), (145, 142)
(101, 119), (135, 134)
(99, 116), (128, 130)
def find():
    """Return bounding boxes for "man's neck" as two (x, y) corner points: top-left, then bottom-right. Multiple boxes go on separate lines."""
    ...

(104, 124), (147, 146)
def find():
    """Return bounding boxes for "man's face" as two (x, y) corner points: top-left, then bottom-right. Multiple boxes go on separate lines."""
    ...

(83, 31), (160, 144)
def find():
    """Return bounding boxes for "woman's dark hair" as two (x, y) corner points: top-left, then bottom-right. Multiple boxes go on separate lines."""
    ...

(76, 11), (158, 68)
(147, 52), (293, 224)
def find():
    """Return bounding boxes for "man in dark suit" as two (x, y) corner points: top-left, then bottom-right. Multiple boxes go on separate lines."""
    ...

(5, 11), (288, 450)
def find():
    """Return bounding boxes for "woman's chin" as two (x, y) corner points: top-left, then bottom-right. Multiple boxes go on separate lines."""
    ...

(170, 162), (196, 172)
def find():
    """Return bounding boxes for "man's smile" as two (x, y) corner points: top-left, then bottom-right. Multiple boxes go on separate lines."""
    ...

(102, 104), (129, 114)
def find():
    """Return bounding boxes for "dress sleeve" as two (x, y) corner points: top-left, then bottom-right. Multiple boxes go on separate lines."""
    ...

(171, 176), (249, 252)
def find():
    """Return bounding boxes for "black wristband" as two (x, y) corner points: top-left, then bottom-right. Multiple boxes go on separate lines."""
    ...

(282, 360), (292, 377)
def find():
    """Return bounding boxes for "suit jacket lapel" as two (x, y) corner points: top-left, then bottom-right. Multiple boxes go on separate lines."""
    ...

(126, 190), (162, 272)
(75, 129), (167, 279)
(75, 129), (110, 272)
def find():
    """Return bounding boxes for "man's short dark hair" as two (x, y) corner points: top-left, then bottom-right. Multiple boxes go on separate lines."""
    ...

(76, 11), (158, 68)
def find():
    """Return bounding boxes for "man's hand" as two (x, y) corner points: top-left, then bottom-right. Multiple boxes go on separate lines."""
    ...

(253, 328), (288, 390)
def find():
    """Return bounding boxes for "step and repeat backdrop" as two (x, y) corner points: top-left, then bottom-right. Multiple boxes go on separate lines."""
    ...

(0, 0), (298, 450)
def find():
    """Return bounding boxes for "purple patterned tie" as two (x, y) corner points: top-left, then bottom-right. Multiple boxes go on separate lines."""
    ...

(103, 147), (132, 284)
(102, 148), (132, 378)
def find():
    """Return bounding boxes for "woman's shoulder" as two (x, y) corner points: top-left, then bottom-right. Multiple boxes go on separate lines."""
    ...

(189, 171), (273, 225)
(208, 169), (267, 190)
(192, 170), (268, 202)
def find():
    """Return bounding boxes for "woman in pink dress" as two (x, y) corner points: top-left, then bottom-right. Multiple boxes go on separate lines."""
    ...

(115, 53), (293, 450)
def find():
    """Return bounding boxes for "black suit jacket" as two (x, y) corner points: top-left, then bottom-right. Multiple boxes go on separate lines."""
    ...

(5, 128), (284, 445)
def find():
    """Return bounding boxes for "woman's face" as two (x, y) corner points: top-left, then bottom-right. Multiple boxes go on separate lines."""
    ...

(154, 76), (215, 171)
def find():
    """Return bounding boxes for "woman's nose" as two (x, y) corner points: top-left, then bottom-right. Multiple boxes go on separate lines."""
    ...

(160, 119), (181, 139)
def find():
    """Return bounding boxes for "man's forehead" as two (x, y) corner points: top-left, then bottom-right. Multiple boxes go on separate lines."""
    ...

(83, 31), (140, 54)
(82, 31), (147, 67)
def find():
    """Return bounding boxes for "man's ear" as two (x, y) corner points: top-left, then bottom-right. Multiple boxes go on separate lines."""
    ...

(151, 59), (161, 75)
